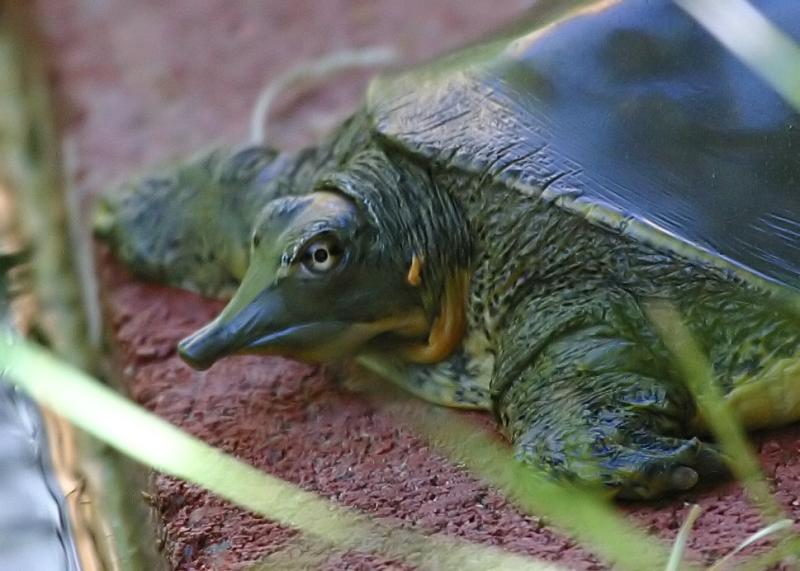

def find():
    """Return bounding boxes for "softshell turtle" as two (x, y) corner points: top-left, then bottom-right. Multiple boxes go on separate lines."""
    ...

(96, 0), (800, 499)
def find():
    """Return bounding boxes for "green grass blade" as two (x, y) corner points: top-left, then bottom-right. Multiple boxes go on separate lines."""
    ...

(380, 399), (681, 571)
(665, 504), (702, 571)
(0, 335), (560, 571)
(646, 302), (785, 521)
(708, 519), (794, 571)
(674, 0), (800, 112)
(735, 535), (800, 571)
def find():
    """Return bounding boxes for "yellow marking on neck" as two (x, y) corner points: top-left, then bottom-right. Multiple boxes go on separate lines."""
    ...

(400, 271), (469, 364)
(372, 310), (430, 338)
(407, 254), (423, 287)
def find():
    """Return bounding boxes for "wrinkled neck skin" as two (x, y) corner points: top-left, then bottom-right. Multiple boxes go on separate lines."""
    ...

(257, 110), (800, 419)
(245, 109), (475, 365)
(317, 148), (472, 320)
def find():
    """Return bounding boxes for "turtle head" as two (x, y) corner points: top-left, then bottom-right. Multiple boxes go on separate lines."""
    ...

(178, 149), (472, 370)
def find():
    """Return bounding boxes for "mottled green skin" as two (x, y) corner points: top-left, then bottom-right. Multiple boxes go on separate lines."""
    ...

(98, 2), (800, 500)
(98, 108), (800, 498)
(457, 172), (800, 496)
(95, 122), (371, 298)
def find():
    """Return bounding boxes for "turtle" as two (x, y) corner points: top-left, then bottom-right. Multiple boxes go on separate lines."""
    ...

(95, 0), (800, 499)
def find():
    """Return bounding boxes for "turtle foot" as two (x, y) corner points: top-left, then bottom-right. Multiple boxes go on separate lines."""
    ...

(515, 428), (731, 500)
(603, 436), (730, 500)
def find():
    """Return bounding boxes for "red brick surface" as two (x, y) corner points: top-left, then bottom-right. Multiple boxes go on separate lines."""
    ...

(37, 1), (800, 569)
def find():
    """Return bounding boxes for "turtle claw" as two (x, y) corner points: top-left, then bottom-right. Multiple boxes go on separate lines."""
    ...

(516, 422), (731, 499)
(670, 466), (699, 491)
(608, 437), (730, 500)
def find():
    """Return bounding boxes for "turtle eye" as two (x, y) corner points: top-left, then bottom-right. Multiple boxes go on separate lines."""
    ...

(300, 237), (342, 274)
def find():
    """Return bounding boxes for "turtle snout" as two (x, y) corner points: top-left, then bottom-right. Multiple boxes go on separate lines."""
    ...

(178, 322), (234, 370)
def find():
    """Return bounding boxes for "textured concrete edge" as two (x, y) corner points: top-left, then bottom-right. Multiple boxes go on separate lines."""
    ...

(34, 1), (800, 568)
(0, 3), (164, 569)
(91, 289), (179, 571)
(80, 433), (169, 571)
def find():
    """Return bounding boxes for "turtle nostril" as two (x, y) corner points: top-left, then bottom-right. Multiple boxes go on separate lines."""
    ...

(177, 325), (229, 371)
(177, 339), (213, 370)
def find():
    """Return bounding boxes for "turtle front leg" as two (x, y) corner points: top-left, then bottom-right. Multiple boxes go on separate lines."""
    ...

(357, 349), (492, 410)
(494, 296), (729, 499)
(94, 146), (310, 298)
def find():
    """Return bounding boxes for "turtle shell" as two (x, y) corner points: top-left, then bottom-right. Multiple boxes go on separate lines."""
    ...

(367, 0), (800, 294)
